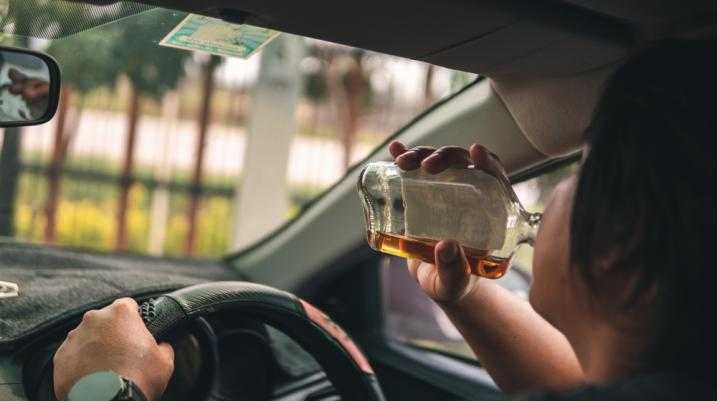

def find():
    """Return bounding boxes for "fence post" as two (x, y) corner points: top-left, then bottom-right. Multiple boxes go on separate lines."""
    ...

(185, 56), (219, 256)
(116, 84), (141, 251)
(147, 91), (179, 255)
(44, 87), (72, 243)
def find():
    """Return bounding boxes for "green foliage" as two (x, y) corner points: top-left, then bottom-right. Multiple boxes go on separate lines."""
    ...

(46, 30), (121, 94)
(302, 45), (329, 102)
(26, 5), (193, 99)
(108, 10), (192, 100)
(3, 0), (58, 34)
(304, 69), (329, 102)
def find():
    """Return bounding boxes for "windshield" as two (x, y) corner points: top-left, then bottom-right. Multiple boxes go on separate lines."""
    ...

(0, 4), (476, 258)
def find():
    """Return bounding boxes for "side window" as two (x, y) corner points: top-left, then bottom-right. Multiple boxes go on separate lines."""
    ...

(381, 161), (579, 360)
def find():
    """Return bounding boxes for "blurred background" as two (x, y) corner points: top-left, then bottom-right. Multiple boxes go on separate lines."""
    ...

(0, 5), (477, 258)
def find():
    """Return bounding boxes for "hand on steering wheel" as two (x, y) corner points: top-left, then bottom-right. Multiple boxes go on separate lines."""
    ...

(53, 298), (174, 401)
(46, 282), (385, 401)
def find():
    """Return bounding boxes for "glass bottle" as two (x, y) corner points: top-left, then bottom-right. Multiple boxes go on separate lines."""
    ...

(357, 161), (541, 279)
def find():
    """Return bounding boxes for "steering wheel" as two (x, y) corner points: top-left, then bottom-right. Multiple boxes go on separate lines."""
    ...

(32, 281), (385, 401)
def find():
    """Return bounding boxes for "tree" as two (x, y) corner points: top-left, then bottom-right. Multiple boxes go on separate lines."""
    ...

(328, 49), (371, 169)
(107, 11), (191, 251)
(43, 30), (122, 243)
(301, 43), (330, 134)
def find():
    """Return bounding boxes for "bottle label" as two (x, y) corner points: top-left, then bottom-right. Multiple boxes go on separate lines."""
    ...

(401, 170), (508, 250)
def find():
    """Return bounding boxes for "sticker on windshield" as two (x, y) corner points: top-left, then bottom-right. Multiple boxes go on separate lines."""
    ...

(159, 14), (280, 59)
(0, 280), (19, 299)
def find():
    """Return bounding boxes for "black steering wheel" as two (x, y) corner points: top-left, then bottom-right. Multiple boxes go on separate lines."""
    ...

(33, 281), (385, 401)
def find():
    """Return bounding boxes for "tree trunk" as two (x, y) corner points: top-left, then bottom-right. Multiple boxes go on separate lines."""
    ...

(185, 56), (219, 255)
(0, 127), (22, 237)
(44, 87), (73, 243)
(307, 103), (320, 135)
(339, 56), (367, 169)
(423, 65), (436, 107)
(116, 84), (141, 251)
(340, 96), (360, 169)
(147, 92), (180, 256)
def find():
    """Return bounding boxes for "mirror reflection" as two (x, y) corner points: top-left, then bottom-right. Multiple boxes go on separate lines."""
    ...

(0, 50), (51, 123)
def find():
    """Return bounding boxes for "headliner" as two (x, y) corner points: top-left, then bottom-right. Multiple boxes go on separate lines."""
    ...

(127, 0), (717, 78)
(68, 0), (717, 156)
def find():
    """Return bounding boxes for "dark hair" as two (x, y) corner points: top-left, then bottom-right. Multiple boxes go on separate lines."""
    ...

(570, 40), (716, 378)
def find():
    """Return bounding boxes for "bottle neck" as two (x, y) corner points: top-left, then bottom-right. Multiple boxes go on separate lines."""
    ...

(518, 211), (542, 246)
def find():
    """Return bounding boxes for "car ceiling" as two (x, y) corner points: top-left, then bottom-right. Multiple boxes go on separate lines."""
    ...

(77, 0), (717, 156)
(123, 0), (717, 78)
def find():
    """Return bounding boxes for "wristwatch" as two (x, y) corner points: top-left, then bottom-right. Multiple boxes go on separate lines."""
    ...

(66, 371), (149, 401)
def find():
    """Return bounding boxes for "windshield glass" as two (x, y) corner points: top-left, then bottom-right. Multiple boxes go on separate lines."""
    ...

(0, 4), (476, 258)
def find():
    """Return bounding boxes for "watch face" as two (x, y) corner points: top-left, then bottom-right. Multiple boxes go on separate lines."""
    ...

(67, 371), (124, 401)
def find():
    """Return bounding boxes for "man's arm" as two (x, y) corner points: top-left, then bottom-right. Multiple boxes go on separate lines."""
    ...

(53, 298), (174, 401)
(390, 141), (584, 394)
(440, 279), (584, 394)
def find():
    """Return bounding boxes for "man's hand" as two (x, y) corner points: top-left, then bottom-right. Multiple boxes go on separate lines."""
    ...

(53, 298), (174, 401)
(388, 141), (509, 305)
(7, 68), (50, 119)
(8, 68), (50, 103)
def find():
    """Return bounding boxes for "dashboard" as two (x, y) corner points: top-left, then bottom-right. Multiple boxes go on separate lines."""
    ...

(0, 239), (353, 400)
(6, 314), (335, 401)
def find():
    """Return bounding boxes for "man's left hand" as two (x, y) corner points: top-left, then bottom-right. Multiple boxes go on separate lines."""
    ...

(53, 298), (175, 401)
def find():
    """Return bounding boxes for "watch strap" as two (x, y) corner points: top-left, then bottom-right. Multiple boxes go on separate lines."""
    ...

(117, 378), (149, 401)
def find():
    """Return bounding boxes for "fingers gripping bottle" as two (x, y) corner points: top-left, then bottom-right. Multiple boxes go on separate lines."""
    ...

(357, 162), (541, 279)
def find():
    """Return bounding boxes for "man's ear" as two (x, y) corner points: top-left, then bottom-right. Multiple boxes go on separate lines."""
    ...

(8, 68), (28, 82)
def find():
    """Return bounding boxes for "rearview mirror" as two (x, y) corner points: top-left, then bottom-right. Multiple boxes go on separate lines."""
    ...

(0, 46), (60, 127)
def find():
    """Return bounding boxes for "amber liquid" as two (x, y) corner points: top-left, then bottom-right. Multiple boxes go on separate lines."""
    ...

(369, 231), (510, 279)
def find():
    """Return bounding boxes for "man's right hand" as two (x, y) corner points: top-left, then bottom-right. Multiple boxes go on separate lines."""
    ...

(53, 298), (174, 401)
(388, 141), (508, 305)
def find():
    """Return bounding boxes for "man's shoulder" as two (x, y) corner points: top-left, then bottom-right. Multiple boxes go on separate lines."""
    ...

(517, 373), (714, 401)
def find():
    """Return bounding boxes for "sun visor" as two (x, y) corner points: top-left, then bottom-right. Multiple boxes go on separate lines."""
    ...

(423, 21), (627, 79)
(490, 63), (618, 157)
